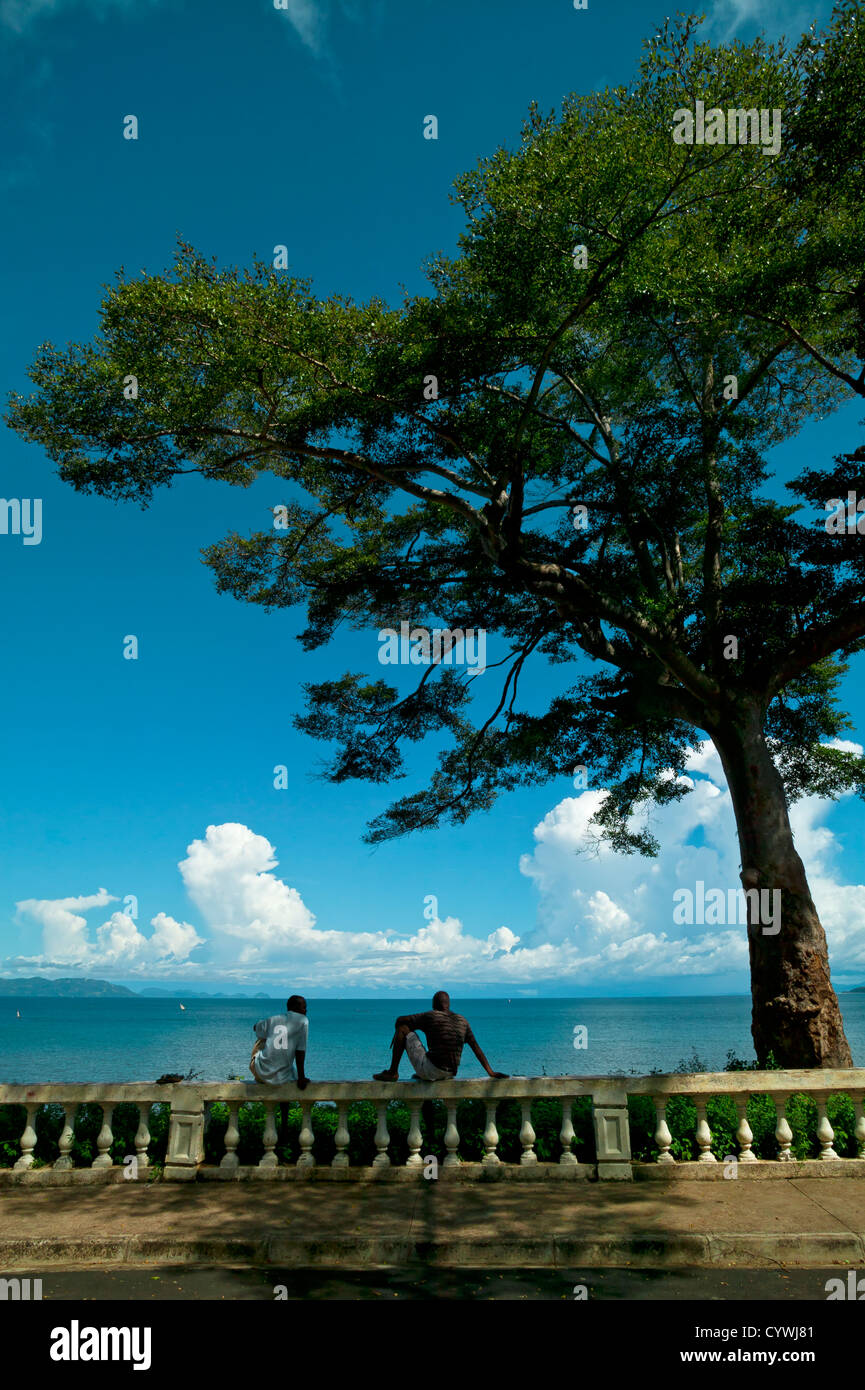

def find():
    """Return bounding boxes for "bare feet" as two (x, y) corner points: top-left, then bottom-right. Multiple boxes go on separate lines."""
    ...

(373, 1069), (398, 1081)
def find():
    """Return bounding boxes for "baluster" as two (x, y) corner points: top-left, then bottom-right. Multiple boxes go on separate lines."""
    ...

(134, 1104), (151, 1172)
(443, 1103), (460, 1167)
(482, 1101), (500, 1167)
(855, 1097), (865, 1159)
(695, 1099), (716, 1163)
(559, 1099), (577, 1166)
(373, 1101), (391, 1167)
(654, 1099), (675, 1164)
(519, 1100), (537, 1165)
(816, 1096), (838, 1159)
(773, 1096), (793, 1161)
(220, 1104), (240, 1169)
(735, 1097), (756, 1162)
(13, 1103), (38, 1170)
(92, 1105), (115, 1169)
(259, 1103), (278, 1168)
(406, 1100), (423, 1167)
(54, 1105), (75, 1170)
(332, 1103), (350, 1168)
(297, 1101), (316, 1168)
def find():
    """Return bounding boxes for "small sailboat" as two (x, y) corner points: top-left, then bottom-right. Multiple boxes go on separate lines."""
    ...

(16, 1010), (20, 1019)
(179, 1003), (186, 1012)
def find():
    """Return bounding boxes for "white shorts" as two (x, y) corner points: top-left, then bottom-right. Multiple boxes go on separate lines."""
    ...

(405, 1030), (453, 1081)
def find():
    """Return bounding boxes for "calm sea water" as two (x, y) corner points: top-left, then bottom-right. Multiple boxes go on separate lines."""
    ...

(2, 995), (865, 1083)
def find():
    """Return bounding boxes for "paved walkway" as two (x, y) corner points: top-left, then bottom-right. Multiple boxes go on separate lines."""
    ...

(3, 1177), (865, 1269)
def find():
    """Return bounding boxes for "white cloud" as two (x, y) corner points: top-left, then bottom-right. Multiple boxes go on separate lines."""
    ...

(516, 737), (865, 987)
(14, 889), (117, 962)
(7, 737), (865, 990)
(14, 890), (203, 973)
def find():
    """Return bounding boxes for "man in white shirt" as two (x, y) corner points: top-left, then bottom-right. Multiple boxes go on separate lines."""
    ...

(250, 995), (310, 1089)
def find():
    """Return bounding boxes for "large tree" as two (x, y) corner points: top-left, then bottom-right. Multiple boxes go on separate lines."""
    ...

(8, 9), (865, 1066)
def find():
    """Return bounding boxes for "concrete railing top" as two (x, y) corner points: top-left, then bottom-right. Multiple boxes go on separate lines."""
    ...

(2, 1069), (865, 1105)
(625, 1068), (865, 1097)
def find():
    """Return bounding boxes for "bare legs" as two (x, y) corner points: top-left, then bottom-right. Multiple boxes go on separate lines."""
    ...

(373, 1023), (410, 1080)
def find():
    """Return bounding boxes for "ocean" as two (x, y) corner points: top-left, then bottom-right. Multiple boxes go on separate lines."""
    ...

(2, 994), (865, 1084)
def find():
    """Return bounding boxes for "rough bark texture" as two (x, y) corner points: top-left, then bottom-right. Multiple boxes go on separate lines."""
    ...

(713, 701), (853, 1068)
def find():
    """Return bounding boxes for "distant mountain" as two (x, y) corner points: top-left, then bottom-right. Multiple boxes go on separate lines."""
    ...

(850, 985), (865, 993)
(136, 987), (276, 999)
(0, 976), (134, 998)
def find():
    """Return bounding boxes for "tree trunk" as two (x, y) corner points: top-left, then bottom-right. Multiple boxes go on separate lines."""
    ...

(712, 700), (852, 1068)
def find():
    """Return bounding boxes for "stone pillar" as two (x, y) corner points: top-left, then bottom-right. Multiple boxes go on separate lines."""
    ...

(482, 1101), (501, 1168)
(13, 1104), (38, 1171)
(332, 1103), (350, 1168)
(653, 1098), (675, 1164)
(405, 1100), (423, 1167)
(592, 1084), (632, 1180)
(164, 1088), (205, 1181)
(519, 1100), (538, 1165)
(443, 1104), (460, 1167)
(816, 1095), (839, 1160)
(559, 1099), (577, 1166)
(220, 1104), (240, 1170)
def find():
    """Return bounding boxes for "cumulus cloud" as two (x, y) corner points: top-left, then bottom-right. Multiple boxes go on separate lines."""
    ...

(518, 737), (865, 988)
(13, 890), (203, 974)
(175, 823), (545, 983)
(14, 889), (117, 963)
(7, 737), (865, 989)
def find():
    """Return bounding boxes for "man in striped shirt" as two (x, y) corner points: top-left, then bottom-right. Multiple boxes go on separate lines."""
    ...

(373, 991), (508, 1081)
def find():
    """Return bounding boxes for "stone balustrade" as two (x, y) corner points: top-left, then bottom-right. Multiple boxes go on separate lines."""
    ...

(626, 1069), (865, 1177)
(1, 1070), (864, 1182)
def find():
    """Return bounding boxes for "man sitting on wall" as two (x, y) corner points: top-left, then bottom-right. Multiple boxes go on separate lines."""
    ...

(373, 990), (508, 1081)
(251, 994), (310, 1138)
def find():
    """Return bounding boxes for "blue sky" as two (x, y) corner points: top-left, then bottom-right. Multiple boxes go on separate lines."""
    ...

(2, 0), (863, 998)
